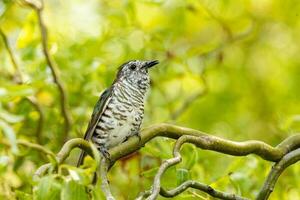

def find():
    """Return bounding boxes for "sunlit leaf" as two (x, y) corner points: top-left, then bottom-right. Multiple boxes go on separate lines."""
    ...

(140, 166), (159, 178)
(0, 85), (34, 102)
(34, 176), (61, 200)
(176, 168), (190, 186)
(0, 110), (23, 123)
(185, 146), (198, 170)
(16, 11), (38, 48)
(0, 155), (9, 172)
(61, 180), (89, 200)
(15, 190), (32, 200)
(0, 120), (18, 153)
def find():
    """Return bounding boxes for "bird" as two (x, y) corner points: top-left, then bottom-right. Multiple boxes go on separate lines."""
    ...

(77, 60), (159, 167)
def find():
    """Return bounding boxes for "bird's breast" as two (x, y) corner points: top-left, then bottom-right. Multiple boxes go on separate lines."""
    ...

(101, 85), (145, 148)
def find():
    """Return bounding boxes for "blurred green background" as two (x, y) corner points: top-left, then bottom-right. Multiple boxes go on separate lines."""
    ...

(1, 0), (300, 199)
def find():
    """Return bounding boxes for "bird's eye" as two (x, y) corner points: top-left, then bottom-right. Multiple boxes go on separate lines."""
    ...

(130, 64), (136, 70)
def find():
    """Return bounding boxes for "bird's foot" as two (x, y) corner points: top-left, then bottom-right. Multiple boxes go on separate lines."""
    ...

(136, 134), (142, 143)
(99, 147), (111, 161)
(133, 131), (142, 143)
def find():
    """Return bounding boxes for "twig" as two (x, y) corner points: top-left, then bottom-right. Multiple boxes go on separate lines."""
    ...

(159, 180), (247, 200)
(0, 139), (56, 160)
(0, 28), (45, 144)
(146, 153), (181, 200)
(18, 139), (56, 159)
(136, 190), (152, 200)
(23, 0), (71, 143)
(146, 135), (249, 200)
(34, 163), (52, 180)
(256, 148), (300, 200)
(160, 181), (248, 199)
(100, 157), (116, 200)
(34, 138), (92, 178)
(0, 29), (23, 83)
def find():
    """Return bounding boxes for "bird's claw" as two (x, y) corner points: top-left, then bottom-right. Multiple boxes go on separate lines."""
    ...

(133, 131), (142, 143)
(100, 147), (111, 162)
(136, 134), (142, 142)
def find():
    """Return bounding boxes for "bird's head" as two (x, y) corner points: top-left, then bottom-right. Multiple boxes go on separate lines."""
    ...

(115, 60), (159, 89)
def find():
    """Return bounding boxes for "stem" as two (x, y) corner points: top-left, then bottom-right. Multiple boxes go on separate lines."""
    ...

(0, 28), (45, 144)
(146, 135), (249, 200)
(256, 148), (300, 200)
(23, 0), (71, 143)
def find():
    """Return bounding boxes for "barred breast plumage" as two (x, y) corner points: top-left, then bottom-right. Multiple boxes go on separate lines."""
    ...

(77, 60), (158, 166)
(92, 78), (146, 149)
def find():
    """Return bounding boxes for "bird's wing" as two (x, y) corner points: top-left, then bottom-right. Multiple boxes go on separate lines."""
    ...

(77, 87), (113, 167)
(83, 87), (113, 140)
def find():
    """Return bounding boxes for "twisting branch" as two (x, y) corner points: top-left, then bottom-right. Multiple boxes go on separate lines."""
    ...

(33, 124), (300, 199)
(0, 28), (45, 144)
(100, 157), (116, 200)
(23, 0), (71, 143)
(256, 148), (300, 200)
(145, 135), (249, 200)
(136, 180), (251, 199)
(35, 123), (300, 175)
(34, 138), (92, 178)
(160, 181), (247, 199)
(109, 124), (300, 163)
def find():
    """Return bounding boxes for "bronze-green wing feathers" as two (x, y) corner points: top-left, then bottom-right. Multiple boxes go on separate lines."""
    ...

(77, 87), (113, 167)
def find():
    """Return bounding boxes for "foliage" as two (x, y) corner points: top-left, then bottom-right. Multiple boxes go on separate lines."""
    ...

(1, 0), (300, 199)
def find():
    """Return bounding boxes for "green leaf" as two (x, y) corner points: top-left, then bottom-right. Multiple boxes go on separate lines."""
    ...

(0, 110), (24, 123)
(280, 115), (300, 131)
(60, 164), (92, 185)
(0, 85), (34, 102)
(0, 120), (18, 153)
(140, 166), (159, 178)
(185, 146), (198, 170)
(176, 168), (190, 186)
(15, 190), (32, 200)
(61, 180), (89, 200)
(16, 11), (38, 48)
(0, 155), (9, 172)
(34, 176), (61, 200)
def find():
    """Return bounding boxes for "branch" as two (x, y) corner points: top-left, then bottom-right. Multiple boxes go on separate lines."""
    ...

(256, 148), (300, 200)
(100, 157), (116, 200)
(18, 139), (56, 159)
(160, 181), (248, 199)
(33, 124), (300, 198)
(35, 123), (300, 173)
(145, 135), (249, 200)
(23, 0), (71, 143)
(109, 124), (300, 163)
(34, 138), (92, 178)
(0, 28), (45, 144)
(0, 29), (23, 83)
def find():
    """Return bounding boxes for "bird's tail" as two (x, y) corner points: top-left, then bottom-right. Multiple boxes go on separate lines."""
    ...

(77, 150), (86, 167)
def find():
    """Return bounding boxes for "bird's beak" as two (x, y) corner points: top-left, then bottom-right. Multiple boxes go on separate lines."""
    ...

(144, 60), (159, 69)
